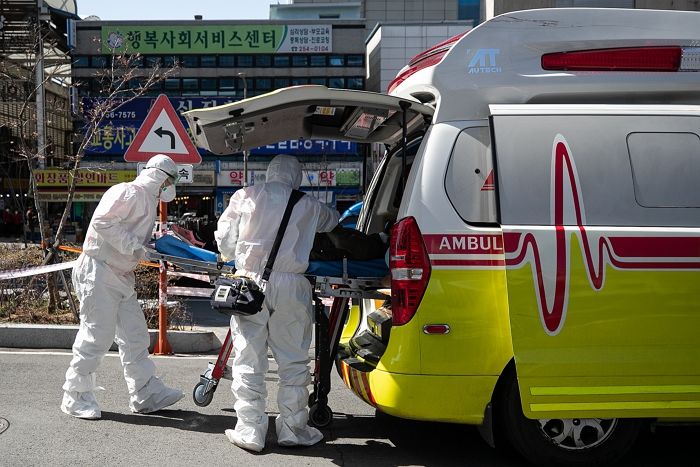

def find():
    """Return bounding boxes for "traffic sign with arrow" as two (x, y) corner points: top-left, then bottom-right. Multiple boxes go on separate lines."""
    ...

(124, 94), (202, 164)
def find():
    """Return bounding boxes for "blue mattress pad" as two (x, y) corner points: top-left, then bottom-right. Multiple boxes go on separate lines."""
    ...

(154, 235), (388, 279)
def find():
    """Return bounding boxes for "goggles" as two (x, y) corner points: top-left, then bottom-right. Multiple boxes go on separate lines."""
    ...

(148, 166), (181, 185)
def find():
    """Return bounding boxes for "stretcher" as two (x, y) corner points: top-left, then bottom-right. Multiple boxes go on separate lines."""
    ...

(146, 235), (390, 427)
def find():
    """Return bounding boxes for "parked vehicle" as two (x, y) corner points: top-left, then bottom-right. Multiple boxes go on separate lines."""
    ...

(184, 8), (700, 465)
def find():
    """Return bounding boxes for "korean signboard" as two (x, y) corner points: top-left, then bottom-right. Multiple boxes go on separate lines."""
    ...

(36, 192), (106, 203)
(251, 139), (357, 155)
(101, 25), (332, 54)
(216, 168), (361, 188)
(35, 169), (135, 187)
(82, 97), (358, 157)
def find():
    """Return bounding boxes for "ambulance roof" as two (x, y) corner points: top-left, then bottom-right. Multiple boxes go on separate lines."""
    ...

(391, 8), (700, 122)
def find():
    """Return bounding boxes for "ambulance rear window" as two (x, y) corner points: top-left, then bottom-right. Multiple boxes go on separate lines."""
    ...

(627, 132), (700, 208)
(445, 126), (497, 225)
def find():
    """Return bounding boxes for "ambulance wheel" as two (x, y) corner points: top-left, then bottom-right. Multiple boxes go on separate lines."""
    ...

(309, 403), (333, 428)
(497, 370), (640, 466)
(192, 383), (215, 407)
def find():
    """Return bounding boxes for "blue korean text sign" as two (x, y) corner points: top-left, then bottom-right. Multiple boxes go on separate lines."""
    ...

(83, 97), (358, 157)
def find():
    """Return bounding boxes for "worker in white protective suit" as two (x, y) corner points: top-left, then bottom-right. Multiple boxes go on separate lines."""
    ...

(61, 154), (184, 420)
(215, 155), (339, 452)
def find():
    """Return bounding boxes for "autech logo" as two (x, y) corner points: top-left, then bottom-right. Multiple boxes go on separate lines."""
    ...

(467, 49), (502, 74)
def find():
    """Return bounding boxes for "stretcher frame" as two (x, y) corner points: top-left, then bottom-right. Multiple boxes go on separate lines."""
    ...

(145, 248), (389, 427)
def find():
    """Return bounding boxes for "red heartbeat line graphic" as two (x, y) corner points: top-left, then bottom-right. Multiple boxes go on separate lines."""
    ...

(504, 135), (700, 336)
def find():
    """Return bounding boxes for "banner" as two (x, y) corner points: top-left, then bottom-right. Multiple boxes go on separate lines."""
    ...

(34, 169), (136, 187)
(102, 24), (331, 54)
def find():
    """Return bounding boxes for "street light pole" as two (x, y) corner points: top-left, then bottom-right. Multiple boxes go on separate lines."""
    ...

(238, 72), (248, 187)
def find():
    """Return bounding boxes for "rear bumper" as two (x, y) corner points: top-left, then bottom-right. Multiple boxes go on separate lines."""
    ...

(338, 357), (498, 424)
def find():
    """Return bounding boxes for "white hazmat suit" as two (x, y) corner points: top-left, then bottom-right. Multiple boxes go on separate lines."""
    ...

(215, 155), (339, 451)
(61, 154), (184, 420)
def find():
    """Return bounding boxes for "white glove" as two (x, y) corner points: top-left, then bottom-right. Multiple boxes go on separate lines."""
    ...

(134, 245), (147, 261)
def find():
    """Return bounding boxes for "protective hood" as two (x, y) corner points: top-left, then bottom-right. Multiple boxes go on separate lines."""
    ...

(266, 155), (301, 189)
(133, 167), (169, 196)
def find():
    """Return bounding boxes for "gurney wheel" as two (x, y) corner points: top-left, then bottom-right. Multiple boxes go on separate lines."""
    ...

(309, 402), (333, 428)
(193, 382), (215, 407)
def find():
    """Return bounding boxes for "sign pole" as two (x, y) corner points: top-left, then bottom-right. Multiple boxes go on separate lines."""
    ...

(153, 200), (172, 355)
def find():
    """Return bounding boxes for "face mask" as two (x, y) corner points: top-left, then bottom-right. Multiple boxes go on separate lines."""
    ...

(160, 184), (176, 203)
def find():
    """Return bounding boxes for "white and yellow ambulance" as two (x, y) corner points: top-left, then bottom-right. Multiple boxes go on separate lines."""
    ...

(185, 8), (700, 465)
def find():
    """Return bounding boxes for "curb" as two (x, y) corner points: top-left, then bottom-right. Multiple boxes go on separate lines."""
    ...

(0, 323), (221, 353)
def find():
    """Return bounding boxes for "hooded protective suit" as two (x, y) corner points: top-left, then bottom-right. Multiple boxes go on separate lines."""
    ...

(215, 155), (339, 451)
(61, 155), (183, 420)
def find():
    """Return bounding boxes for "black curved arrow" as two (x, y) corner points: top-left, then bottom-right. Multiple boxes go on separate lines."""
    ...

(154, 127), (175, 149)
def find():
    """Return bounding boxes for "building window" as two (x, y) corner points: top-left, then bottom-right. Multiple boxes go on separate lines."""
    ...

(328, 77), (345, 88)
(310, 55), (326, 67)
(458, 0), (480, 25)
(291, 77), (309, 86)
(274, 77), (290, 89)
(238, 55), (253, 67)
(309, 77), (326, 85)
(218, 55), (235, 67)
(91, 56), (108, 68)
(181, 55), (199, 67)
(72, 56), (89, 67)
(292, 55), (308, 67)
(144, 55), (161, 67)
(346, 77), (364, 89)
(164, 78), (180, 91)
(273, 55), (290, 67)
(346, 54), (364, 67)
(255, 77), (272, 91)
(255, 55), (272, 67)
(328, 55), (344, 67)
(200, 55), (217, 67)
(220, 78), (237, 95)
(200, 78), (217, 93)
(162, 55), (178, 67)
(182, 78), (199, 93)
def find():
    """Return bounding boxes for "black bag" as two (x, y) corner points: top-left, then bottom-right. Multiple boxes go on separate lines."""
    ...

(211, 190), (304, 316)
(310, 225), (387, 261)
(211, 276), (265, 316)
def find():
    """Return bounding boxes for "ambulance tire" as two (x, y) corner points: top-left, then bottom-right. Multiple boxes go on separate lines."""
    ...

(497, 371), (641, 466)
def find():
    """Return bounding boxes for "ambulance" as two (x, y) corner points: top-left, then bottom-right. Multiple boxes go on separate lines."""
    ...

(184, 8), (700, 465)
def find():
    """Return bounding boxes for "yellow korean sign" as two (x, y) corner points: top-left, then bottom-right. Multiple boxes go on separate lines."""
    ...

(34, 169), (136, 188)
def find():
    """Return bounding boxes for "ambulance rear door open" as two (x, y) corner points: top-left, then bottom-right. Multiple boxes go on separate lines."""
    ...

(491, 104), (700, 421)
(183, 85), (433, 155)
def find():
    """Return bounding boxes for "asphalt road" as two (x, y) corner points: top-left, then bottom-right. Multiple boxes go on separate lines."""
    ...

(0, 349), (697, 467)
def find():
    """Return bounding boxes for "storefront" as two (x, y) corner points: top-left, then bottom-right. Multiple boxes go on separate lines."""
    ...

(215, 160), (362, 216)
(34, 168), (136, 240)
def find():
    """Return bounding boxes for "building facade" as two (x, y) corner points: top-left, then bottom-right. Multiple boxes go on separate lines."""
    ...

(69, 18), (368, 224)
(0, 0), (73, 223)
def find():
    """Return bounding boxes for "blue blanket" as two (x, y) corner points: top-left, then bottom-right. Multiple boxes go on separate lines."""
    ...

(154, 235), (388, 279)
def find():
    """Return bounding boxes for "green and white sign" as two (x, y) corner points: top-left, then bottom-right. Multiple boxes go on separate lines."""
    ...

(101, 24), (331, 54)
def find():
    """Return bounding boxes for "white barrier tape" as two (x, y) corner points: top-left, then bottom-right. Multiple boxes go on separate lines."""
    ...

(0, 260), (77, 281)
(168, 286), (214, 298)
(166, 270), (212, 283)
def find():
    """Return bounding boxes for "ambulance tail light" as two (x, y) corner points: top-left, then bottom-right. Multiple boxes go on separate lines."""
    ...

(387, 32), (467, 93)
(542, 46), (700, 72)
(390, 217), (431, 326)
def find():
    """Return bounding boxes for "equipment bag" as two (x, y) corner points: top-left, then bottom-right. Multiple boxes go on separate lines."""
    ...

(211, 189), (304, 316)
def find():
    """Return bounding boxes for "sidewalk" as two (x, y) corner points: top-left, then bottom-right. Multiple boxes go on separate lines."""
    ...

(0, 297), (227, 354)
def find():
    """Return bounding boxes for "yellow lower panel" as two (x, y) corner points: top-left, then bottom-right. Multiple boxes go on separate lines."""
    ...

(339, 302), (361, 344)
(339, 359), (497, 424)
(520, 375), (700, 419)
